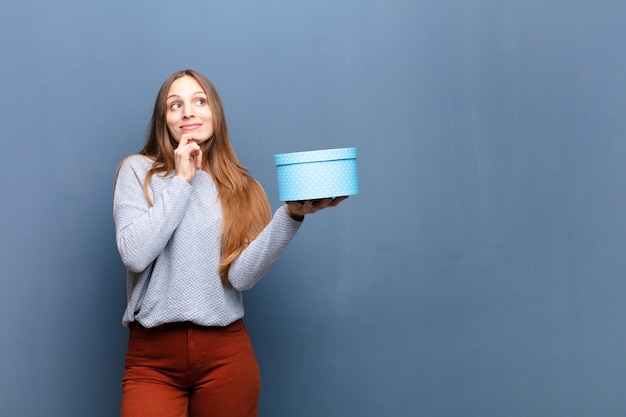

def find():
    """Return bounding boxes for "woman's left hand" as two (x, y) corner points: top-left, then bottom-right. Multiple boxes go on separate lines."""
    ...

(285, 196), (349, 221)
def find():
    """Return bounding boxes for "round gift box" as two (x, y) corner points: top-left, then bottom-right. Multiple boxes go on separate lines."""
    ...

(274, 147), (359, 201)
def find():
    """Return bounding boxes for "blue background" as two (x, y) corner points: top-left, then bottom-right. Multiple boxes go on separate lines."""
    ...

(2, 0), (626, 416)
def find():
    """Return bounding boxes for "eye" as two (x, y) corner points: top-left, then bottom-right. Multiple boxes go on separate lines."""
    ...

(169, 102), (181, 110)
(195, 98), (206, 105)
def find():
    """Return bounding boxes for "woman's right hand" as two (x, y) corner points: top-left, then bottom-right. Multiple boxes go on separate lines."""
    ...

(174, 135), (203, 183)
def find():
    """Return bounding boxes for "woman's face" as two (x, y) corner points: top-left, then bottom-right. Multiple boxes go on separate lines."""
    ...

(165, 76), (215, 144)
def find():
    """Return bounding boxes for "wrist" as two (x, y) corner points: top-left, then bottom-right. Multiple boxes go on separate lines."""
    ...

(285, 205), (304, 222)
(175, 172), (193, 184)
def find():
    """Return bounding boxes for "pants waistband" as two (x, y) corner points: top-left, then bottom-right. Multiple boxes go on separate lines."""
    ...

(129, 319), (243, 331)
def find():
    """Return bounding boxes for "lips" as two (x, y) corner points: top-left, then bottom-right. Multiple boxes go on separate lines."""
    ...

(181, 123), (202, 130)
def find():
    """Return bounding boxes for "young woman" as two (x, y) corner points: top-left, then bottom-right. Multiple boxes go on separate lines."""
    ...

(113, 69), (346, 417)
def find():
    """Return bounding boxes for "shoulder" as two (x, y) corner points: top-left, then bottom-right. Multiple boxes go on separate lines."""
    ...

(115, 154), (155, 186)
(117, 154), (155, 176)
(119, 154), (154, 171)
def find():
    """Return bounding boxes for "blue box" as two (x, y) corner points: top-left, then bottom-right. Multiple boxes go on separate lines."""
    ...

(274, 147), (359, 201)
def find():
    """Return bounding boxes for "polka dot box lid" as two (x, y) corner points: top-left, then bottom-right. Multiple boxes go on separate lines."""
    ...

(274, 147), (359, 201)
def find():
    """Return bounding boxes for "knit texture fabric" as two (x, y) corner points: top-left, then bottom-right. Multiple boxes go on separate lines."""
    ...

(113, 155), (302, 328)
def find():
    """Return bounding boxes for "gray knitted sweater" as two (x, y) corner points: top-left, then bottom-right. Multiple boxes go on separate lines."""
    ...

(113, 155), (302, 328)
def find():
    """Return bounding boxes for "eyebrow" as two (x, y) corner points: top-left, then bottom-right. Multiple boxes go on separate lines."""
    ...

(166, 91), (206, 100)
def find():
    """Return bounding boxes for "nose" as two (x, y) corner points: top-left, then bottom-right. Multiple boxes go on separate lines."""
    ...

(182, 103), (194, 118)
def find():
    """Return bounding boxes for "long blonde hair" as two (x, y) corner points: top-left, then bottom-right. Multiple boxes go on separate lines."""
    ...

(140, 69), (272, 284)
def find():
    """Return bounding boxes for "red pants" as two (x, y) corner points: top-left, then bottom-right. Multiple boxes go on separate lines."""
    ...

(120, 320), (260, 417)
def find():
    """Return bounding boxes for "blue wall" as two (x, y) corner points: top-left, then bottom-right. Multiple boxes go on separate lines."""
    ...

(2, 1), (626, 416)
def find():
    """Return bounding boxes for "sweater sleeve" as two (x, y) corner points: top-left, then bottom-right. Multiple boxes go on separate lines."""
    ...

(113, 156), (193, 273)
(228, 205), (303, 291)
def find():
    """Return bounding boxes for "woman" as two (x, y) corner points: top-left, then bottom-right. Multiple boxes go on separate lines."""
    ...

(113, 69), (346, 417)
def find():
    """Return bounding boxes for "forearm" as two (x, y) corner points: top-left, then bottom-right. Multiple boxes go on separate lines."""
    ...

(228, 205), (302, 290)
(114, 168), (192, 273)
